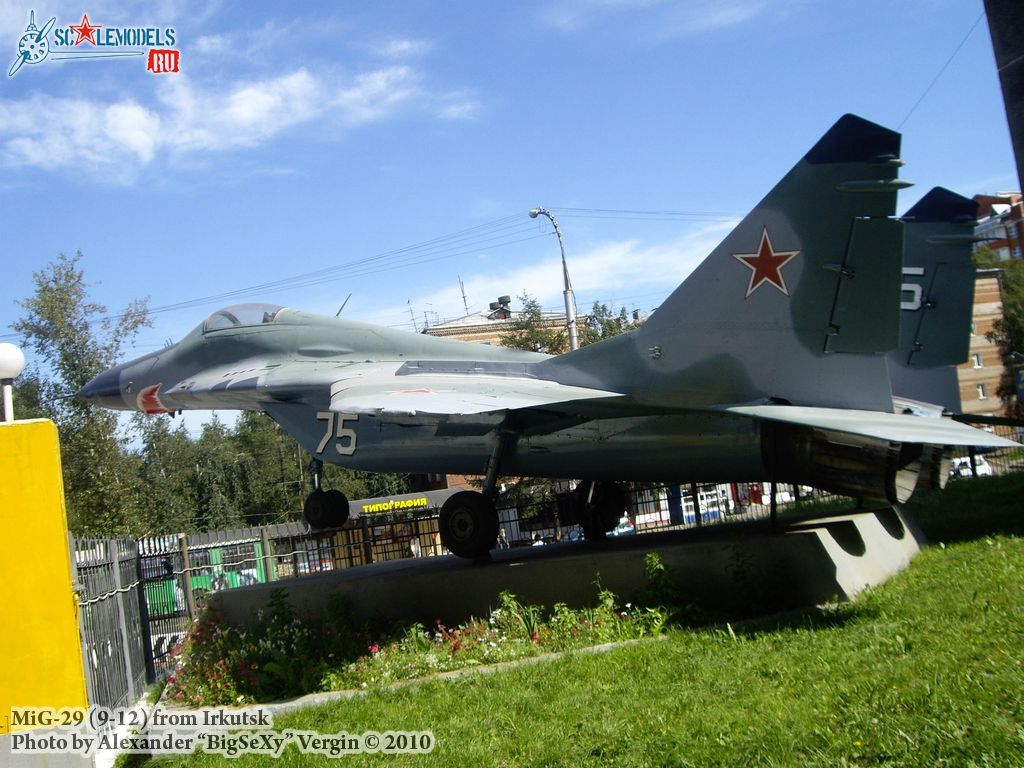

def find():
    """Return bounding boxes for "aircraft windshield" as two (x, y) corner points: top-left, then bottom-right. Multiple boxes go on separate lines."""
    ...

(203, 303), (285, 333)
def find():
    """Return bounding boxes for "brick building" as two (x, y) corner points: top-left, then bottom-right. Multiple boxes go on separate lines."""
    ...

(956, 269), (1007, 417)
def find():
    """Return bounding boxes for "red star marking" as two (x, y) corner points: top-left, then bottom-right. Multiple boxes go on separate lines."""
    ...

(732, 227), (799, 298)
(69, 13), (102, 46)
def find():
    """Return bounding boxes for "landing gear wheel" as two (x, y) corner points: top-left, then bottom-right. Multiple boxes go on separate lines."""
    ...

(573, 481), (626, 541)
(303, 488), (350, 529)
(439, 491), (499, 560)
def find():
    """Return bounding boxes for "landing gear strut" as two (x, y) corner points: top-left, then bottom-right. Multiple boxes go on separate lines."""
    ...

(303, 458), (350, 529)
(438, 423), (511, 560)
(573, 480), (626, 541)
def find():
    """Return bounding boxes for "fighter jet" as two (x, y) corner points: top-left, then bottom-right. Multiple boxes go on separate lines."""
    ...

(79, 114), (1018, 559)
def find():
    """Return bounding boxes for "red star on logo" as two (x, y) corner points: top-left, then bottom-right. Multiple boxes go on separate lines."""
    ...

(69, 13), (102, 46)
(732, 227), (799, 298)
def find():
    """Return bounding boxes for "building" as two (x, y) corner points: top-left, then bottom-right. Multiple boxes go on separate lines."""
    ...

(972, 193), (1024, 261)
(422, 295), (566, 346)
(956, 271), (1010, 418)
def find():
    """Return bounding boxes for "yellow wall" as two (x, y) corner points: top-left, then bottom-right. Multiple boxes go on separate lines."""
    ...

(0, 419), (88, 734)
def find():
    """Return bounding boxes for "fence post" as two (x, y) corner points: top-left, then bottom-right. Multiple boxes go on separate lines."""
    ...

(690, 483), (702, 527)
(179, 534), (196, 619)
(134, 545), (157, 685)
(259, 526), (277, 582)
(70, 535), (98, 708)
(108, 540), (138, 704)
(360, 517), (374, 564)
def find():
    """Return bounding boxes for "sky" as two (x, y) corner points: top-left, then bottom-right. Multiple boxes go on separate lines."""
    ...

(0, 0), (1018, 432)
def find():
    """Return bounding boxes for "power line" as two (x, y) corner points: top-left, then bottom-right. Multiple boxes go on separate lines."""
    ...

(0, 215), (544, 342)
(554, 207), (739, 222)
(4, 206), (728, 344)
(898, 11), (985, 130)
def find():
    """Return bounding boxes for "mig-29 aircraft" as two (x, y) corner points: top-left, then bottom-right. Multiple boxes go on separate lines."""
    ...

(79, 114), (1018, 560)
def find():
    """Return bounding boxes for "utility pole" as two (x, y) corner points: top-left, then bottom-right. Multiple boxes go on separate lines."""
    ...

(529, 206), (579, 351)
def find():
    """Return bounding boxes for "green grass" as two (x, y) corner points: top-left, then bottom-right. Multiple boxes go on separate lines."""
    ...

(127, 475), (1024, 767)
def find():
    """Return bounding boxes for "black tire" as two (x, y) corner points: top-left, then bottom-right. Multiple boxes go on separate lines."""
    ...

(439, 491), (499, 559)
(573, 481), (627, 541)
(303, 489), (350, 529)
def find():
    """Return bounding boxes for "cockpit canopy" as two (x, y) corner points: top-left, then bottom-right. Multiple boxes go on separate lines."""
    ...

(202, 303), (286, 333)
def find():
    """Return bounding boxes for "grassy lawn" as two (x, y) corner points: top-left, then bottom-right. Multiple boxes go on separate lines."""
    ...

(128, 475), (1024, 767)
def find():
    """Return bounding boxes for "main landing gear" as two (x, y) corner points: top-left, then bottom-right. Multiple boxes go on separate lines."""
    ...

(303, 459), (350, 529)
(438, 423), (513, 560)
(438, 490), (499, 560)
(572, 480), (627, 541)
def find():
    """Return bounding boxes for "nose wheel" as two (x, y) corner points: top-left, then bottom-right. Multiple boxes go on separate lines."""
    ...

(304, 488), (350, 529)
(303, 459), (350, 529)
(439, 491), (499, 560)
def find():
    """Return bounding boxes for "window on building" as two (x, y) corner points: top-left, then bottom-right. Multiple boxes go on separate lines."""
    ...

(977, 383), (988, 400)
(972, 353), (984, 368)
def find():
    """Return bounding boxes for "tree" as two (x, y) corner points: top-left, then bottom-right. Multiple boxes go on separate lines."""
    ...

(580, 302), (641, 345)
(499, 293), (643, 354)
(988, 263), (1024, 417)
(498, 293), (568, 354)
(13, 251), (150, 535)
(133, 414), (202, 534)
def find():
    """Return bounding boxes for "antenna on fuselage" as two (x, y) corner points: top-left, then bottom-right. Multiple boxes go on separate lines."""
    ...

(335, 294), (352, 317)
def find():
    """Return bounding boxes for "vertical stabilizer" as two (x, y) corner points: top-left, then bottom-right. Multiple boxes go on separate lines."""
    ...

(548, 115), (911, 413)
(888, 187), (979, 412)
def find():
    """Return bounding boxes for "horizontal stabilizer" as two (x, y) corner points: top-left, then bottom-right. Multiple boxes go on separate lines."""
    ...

(727, 404), (1019, 448)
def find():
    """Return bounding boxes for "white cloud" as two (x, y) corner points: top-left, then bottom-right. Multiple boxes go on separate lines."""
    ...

(371, 37), (433, 58)
(541, 0), (774, 37)
(353, 222), (737, 328)
(0, 64), (457, 180)
(437, 97), (481, 121)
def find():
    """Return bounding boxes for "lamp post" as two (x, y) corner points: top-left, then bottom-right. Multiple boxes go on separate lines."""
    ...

(529, 206), (579, 351)
(0, 343), (26, 422)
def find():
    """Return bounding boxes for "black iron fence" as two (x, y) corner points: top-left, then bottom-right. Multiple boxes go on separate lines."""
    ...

(71, 538), (150, 710)
(950, 423), (1024, 478)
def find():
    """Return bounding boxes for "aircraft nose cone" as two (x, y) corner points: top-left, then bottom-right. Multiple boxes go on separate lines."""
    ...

(77, 367), (126, 408)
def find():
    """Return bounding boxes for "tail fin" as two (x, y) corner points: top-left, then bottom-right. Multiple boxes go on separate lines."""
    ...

(887, 187), (978, 412)
(619, 114), (910, 412)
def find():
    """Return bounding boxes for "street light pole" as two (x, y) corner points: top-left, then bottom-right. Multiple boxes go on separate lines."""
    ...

(529, 206), (579, 351)
(0, 343), (26, 422)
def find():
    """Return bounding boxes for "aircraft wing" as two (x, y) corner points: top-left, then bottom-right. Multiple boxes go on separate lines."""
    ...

(726, 404), (1019, 448)
(328, 368), (622, 416)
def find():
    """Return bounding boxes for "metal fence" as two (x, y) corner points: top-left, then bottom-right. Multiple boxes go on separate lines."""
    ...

(71, 538), (150, 710)
(950, 423), (1024, 478)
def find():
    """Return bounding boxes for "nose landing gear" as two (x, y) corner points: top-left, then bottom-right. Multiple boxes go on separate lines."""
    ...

(302, 459), (350, 529)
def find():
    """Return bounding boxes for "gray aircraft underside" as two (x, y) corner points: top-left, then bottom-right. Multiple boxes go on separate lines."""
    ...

(79, 114), (1018, 551)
